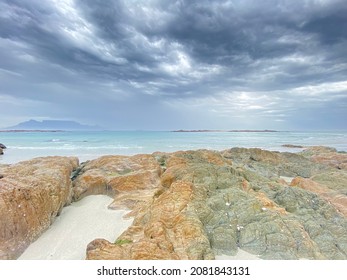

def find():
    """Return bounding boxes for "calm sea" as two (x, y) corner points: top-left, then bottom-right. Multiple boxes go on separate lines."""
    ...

(1, 130), (347, 164)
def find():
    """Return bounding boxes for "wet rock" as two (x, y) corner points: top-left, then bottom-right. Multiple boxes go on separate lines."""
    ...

(0, 143), (6, 149)
(0, 148), (3, 155)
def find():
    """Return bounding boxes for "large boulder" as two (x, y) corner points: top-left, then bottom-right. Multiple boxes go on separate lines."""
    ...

(0, 156), (79, 259)
(72, 154), (163, 214)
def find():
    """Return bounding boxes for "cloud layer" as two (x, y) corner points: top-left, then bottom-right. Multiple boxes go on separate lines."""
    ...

(1, 0), (346, 129)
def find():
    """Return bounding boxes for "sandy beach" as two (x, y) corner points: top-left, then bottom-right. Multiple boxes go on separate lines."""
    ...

(18, 195), (133, 260)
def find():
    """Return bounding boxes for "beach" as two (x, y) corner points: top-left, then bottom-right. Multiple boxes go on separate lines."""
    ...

(18, 195), (133, 260)
(1, 132), (347, 260)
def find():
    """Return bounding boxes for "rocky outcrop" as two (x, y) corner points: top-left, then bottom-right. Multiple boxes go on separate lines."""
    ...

(85, 148), (347, 260)
(300, 146), (347, 170)
(0, 148), (3, 155)
(0, 143), (6, 149)
(0, 156), (79, 259)
(72, 154), (163, 214)
(0, 146), (346, 260)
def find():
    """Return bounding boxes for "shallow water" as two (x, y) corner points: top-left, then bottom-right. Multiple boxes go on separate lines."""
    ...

(1, 130), (347, 164)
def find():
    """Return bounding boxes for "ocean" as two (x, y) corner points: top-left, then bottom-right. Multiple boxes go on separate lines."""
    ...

(1, 130), (347, 164)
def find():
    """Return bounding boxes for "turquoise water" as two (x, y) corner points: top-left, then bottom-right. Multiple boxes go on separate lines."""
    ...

(1, 130), (347, 164)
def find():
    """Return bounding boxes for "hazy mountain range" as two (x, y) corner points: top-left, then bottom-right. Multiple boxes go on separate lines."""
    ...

(5, 120), (101, 131)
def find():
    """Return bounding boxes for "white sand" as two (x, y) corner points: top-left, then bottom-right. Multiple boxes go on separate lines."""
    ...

(18, 195), (133, 260)
(216, 249), (261, 260)
(280, 176), (294, 184)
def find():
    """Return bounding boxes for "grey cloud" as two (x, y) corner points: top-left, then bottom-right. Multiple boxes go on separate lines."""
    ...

(0, 0), (346, 129)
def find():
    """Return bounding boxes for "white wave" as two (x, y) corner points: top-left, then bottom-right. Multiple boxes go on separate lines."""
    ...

(49, 139), (62, 142)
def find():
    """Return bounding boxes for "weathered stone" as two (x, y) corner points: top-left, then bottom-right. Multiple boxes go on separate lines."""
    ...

(0, 156), (79, 259)
(300, 146), (347, 170)
(291, 176), (347, 217)
(87, 180), (214, 260)
(1, 146), (346, 260)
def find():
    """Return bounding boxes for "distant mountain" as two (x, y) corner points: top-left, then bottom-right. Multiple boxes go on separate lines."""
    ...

(6, 119), (102, 131)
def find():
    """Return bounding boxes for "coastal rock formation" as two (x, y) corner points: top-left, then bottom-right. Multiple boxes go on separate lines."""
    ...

(72, 154), (163, 215)
(0, 148), (3, 155)
(300, 146), (347, 170)
(0, 156), (79, 259)
(0, 143), (6, 149)
(0, 146), (346, 260)
(85, 148), (347, 260)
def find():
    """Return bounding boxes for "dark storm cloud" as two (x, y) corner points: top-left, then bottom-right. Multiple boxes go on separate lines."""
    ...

(0, 0), (346, 129)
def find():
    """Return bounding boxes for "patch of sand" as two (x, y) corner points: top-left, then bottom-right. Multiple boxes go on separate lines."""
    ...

(216, 249), (261, 260)
(18, 195), (133, 260)
(280, 176), (294, 184)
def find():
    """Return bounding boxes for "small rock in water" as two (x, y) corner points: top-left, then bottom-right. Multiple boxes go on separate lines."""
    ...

(282, 144), (304, 148)
(0, 143), (6, 149)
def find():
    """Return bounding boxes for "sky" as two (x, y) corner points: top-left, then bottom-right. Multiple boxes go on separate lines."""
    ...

(0, 0), (347, 130)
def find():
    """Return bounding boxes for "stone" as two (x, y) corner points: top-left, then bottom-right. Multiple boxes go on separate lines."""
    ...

(1, 146), (347, 260)
(0, 156), (79, 259)
(0, 143), (6, 149)
(291, 176), (347, 217)
(87, 180), (214, 260)
(0, 148), (3, 155)
(72, 154), (163, 214)
(84, 148), (347, 260)
(300, 146), (347, 170)
(282, 144), (304, 148)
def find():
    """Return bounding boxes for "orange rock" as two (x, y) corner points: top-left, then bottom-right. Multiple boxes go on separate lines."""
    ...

(301, 146), (347, 170)
(290, 177), (347, 217)
(0, 157), (79, 259)
(252, 190), (287, 215)
(72, 170), (109, 200)
(73, 154), (163, 210)
(87, 181), (213, 260)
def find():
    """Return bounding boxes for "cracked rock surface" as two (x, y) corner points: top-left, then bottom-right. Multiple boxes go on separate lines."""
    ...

(0, 147), (346, 259)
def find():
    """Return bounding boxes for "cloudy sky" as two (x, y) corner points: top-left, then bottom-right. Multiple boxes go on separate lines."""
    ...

(0, 0), (346, 130)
